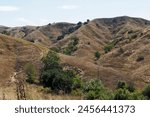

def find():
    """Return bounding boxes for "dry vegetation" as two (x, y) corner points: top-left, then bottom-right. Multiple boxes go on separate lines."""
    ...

(0, 16), (150, 99)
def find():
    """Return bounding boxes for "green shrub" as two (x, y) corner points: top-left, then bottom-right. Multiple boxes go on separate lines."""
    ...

(42, 50), (60, 70)
(72, 37), (79, 46)
(115, 81), (146, 100)
(63, 37), (79, 55)
(104, 42), (115, 53)
(127, 82), (135, 92)
(41, 65), (76, 93)
(71, 75), (83, 96)
(95, 51), (101, 60)
(83, 79), (113, 100)
(41, 69), (81, 93)
(24, 63), (36, 84)
(41, 68), (62, 88)
(114, 89), (130, 100)
(117, 81), (136, 93)
(71, 89), (83, 96)
(63, 44), (77, 55)
(128, 91), (146, 100)
(72, 75), (83, 89)
(114, 89), (144, 100)
(117, 81), (127, 89)
(142, 85), (150, 99)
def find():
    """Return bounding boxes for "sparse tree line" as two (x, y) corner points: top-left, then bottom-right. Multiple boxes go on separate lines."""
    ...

(57, 19), (90, 41)
(25, 49), (150, 100)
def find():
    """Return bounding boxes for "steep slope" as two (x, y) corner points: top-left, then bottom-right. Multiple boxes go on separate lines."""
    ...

(0, 34), (80, 100)
(0, 34), (45, 99)
(53, 16), (150, 89)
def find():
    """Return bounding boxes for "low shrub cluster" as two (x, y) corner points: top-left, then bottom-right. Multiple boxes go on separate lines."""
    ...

(40, 50), (150, 100)
(83, 79), (113, 100)
(63, 36), (79, 55)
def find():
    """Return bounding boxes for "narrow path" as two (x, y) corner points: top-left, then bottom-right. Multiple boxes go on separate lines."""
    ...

(14, 44), (26, 100)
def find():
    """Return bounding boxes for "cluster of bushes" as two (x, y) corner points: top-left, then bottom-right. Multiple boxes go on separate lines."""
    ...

(83, 80), (150, 100)
(142, 85), (150, 99)
(40, 49), (109, 97)
(83, 79), (113, 100)
(57, 22), (83, 41)
(114, 81), (145, 100)
(63, 36), (79, 55)
(57, 19), (90, 41)
(1, 30), (10, 35)
(40, 50), (82, 93)
(39, 49), (150, 100)
(50, 36), (79, 55)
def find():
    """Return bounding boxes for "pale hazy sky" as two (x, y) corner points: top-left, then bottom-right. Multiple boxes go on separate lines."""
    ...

(0, 0), (150, 26)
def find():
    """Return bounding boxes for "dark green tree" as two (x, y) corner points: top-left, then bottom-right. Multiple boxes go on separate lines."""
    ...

(42, 50), (60, 70)
(40, 50), (81, 93)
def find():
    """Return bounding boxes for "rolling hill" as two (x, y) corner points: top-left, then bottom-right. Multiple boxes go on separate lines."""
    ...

(0, 16), (150, 99)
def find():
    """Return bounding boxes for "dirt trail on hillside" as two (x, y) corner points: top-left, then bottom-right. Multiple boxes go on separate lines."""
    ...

(13, 43), (26, 100)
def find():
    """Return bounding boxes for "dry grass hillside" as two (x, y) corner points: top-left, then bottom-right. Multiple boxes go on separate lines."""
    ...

(0, 23), (75, 46)
(54, 16), (150, 89)
(0, 34), (81, 99)
(0, 34), (47, 99)
(0, 16), (150, 99)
